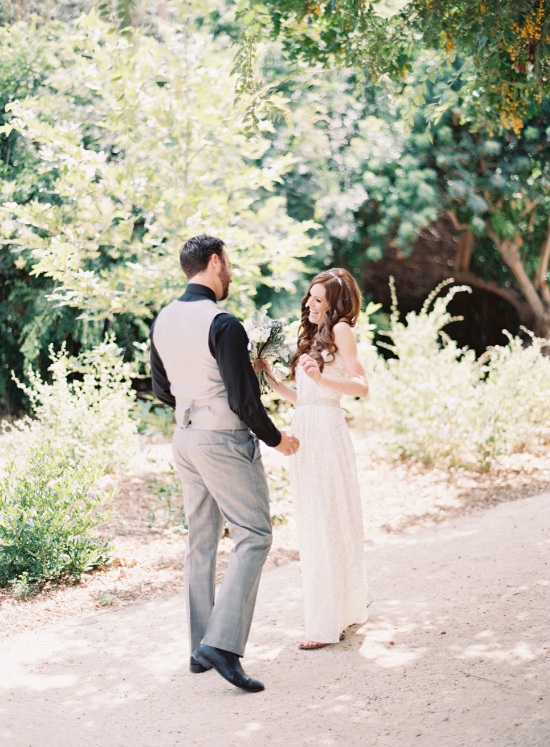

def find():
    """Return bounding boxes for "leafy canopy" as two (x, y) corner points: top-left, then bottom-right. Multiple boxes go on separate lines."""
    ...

(0, 10), (319, 410)
(1, 13), (317, 322)
(236, 0), (550, 134)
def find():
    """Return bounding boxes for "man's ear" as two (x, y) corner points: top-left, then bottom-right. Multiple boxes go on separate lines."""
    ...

(210, 252), (221, 270)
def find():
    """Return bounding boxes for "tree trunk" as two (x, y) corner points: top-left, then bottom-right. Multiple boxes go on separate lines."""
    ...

(532, 310), (550, 339)
(486, 223), (550, 341)
(455, 230), (474, 271)
(453, 270), (532, 327)
(535, 215), (550, 305)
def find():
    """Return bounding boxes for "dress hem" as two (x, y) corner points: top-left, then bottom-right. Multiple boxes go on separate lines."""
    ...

(304, 612), (370, 643)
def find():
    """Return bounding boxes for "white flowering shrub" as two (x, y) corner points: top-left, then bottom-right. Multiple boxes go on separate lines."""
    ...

(355, 301), (383, 378)
(5, 340), (138, 473)
(363, 280), (550, 469)
(473, 332), (550, 462)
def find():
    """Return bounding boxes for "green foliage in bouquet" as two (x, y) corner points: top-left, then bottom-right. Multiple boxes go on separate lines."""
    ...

(244, 310), (290, 394)
(0, 442), (113, 587)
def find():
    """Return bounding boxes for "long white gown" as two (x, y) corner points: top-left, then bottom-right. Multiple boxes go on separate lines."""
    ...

(290, 352), (372, 643)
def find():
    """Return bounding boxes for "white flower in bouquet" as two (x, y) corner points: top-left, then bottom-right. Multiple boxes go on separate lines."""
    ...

(247, 326), (265, 344)
(243, 310), (290, 394)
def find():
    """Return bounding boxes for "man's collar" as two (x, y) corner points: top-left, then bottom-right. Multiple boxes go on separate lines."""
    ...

(180, 283), (217, 303)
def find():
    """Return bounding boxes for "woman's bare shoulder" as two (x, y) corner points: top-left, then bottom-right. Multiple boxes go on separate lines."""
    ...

(333, 321), (357, 355)
(333, 320), (355, 340)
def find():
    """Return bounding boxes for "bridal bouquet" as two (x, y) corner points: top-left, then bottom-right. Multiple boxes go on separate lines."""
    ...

(243, 310), (289, 394)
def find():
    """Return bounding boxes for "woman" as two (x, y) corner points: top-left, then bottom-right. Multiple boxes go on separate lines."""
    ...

(256, 268), (372, 649)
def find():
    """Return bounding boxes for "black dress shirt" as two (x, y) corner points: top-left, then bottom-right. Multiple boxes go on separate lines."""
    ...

(149, 283), (281, 447)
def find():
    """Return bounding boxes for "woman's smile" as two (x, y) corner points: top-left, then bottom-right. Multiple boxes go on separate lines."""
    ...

(306, 283), (329, 324)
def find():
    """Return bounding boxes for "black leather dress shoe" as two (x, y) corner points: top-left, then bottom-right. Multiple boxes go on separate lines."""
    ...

(190, 655), (212, 674)
(192, 644), (265, 692)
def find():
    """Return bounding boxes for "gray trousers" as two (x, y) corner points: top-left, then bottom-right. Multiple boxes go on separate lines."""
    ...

(172, 427), (272, 658)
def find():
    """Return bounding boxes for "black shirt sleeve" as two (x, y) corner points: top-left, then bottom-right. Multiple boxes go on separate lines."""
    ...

(149, 320), (176, 409)
(209, 314), (282, 447)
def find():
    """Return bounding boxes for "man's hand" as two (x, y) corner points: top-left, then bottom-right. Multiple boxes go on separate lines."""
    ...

(274, 431), (300, 456)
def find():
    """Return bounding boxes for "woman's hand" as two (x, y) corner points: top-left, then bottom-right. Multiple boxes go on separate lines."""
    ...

(254, 358), (298, 405)
(252, 358), (277, 384)
(304, 322), (369, 398)
(252, 358), (278, 389)
(252, 358), (272, 375)
(299, 353), (322, 383)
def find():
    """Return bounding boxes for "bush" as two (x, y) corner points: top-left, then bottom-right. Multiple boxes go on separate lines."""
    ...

(365, 280), (550, 469)
(474, 332), (550, 462)
(8, 339), (139, 473)
(0, 442), (113, 586)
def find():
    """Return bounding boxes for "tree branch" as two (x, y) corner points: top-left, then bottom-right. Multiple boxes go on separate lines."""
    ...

(447, 211), (474, 272)
(453, 270), (532, 325)
(486, 222), (546, 320)
(535, 215), (550, 304)
(455, 230), (474, 272)
(520, 198), (540, 220)
(445, 209), (469, 232)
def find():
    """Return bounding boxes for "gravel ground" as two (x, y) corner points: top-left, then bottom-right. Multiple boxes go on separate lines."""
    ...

(1, 490), (549, 747)
(2, 433), (550, 638)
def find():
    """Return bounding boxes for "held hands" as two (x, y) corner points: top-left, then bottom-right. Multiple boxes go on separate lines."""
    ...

(299, 353), (322, 383)
(274, 431), (300, 456)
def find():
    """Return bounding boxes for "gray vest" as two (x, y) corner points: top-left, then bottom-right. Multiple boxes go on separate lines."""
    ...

(152, 298), (248, 431)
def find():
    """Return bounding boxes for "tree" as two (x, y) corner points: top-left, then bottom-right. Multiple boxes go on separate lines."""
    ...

(431, 103), (550, 337)
(235, 0), (550, 134)
(259, 58), (550, 337)
(0, 20), (83, 413)
(0, 1), (91, 24)
(0, 12), (317, 410)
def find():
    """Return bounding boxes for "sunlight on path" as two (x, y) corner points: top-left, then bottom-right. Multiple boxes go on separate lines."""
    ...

(1, 493), (549, 747)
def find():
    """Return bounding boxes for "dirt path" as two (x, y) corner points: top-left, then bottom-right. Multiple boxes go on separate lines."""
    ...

(1, 491), (549, 747)
(3, 434), (550, 638)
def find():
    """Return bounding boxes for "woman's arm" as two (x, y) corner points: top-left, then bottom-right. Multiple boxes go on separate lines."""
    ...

(253, 359), (298, 406)
(301, 322), (369, 398)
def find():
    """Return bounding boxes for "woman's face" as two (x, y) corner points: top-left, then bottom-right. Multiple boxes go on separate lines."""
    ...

(305, 282), (330, 325)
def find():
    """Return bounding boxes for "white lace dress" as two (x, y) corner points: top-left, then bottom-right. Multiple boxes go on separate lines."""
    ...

(289, 352), (372, 642)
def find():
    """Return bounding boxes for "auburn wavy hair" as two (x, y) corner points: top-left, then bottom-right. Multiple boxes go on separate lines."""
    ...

(289, 268), (362, 379)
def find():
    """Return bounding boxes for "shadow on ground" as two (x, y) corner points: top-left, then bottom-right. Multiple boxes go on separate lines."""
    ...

(1, 494), (549, 747)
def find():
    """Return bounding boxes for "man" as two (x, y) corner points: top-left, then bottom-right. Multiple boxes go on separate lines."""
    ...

(150, 235), (299, 693)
